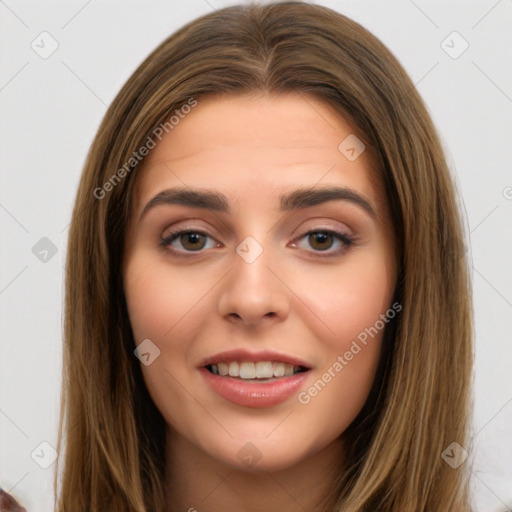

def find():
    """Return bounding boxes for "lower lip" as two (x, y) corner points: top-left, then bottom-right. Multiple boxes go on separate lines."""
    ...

(199, 367), (310, 408)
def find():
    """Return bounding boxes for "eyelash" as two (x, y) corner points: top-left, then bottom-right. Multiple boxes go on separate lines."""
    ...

(159, 228), (354, 258)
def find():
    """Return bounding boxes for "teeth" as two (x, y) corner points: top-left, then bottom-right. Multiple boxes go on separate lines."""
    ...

(228, 361), (239, 377)
(239, 362), (256, 379)
(209, 361), (304, 379)
(273, 362), (285, 377)
(255, 361), (274, 378)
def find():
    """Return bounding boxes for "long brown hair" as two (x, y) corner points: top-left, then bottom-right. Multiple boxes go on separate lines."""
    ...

(57, 2), (474, 510)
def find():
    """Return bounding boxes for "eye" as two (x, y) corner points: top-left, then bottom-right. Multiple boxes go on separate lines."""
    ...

(291, 229), (353, 257)
(160, 229), (219, 253)
(159, 228), (354, 257)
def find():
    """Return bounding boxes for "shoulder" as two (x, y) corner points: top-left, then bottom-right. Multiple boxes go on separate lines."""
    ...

(0, 489), (26, 512)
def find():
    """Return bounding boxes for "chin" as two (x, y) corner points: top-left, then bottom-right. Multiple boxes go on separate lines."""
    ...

(203, 435), (318, 474)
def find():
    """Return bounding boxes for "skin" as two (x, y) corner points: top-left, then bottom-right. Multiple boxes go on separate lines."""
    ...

(123, 92), (397, 511)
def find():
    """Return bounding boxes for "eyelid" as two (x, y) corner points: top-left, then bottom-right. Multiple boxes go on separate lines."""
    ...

(293, 219), (353, 237)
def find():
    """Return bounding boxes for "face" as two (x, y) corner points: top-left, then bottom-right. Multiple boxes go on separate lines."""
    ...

(123, 92), (397, 472)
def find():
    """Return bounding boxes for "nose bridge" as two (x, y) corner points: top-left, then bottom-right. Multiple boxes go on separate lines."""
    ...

(232, 234), (277, 297)
(217, 234), (289, 324)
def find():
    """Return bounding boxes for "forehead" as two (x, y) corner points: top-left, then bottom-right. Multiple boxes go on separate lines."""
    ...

(132, 92), (383, 214)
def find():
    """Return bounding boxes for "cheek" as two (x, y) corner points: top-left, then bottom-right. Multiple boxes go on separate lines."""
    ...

(295, 298), (390, 439)
(294, 249), (395, 355)
(124, 252), (215, 343)
(123, 251), (226, 387)
(290, 251), (394, 414)
(123, 254), (213, 422)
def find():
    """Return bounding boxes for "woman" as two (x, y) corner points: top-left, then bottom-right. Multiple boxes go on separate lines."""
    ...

(56, 2), (473, 511)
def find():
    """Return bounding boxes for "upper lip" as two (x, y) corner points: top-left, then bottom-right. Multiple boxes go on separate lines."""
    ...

(199, 349), (312, 369)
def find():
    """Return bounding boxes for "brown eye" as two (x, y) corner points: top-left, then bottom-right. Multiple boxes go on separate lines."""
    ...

(308, 232), (334, 251)
(160, 230), (216, 253)
(292, 229), (353, 258)
(179, 232), (207, 251)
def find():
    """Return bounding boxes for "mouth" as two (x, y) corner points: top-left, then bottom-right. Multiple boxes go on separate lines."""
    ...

(200, 351), (312, 408)
(199, 349), (313, 407)
(204, 361), (309, 383)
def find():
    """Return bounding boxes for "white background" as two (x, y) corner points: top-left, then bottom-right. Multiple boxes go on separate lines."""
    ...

(0, 1), (511, 510)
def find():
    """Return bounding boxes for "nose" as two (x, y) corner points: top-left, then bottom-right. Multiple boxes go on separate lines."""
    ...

(217, 240), (290, 327)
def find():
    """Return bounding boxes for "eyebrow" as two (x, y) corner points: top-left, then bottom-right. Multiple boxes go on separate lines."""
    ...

(138, 185), (376, 224)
